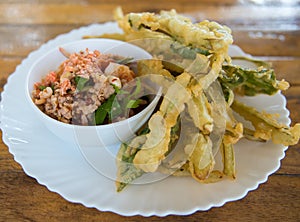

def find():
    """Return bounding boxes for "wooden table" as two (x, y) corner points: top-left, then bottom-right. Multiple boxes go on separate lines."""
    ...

(1, 0), (299, 221)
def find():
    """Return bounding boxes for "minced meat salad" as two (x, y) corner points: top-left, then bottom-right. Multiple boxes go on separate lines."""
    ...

(32, 48), (147, 125)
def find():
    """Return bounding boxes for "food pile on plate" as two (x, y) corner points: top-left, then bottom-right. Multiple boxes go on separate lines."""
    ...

(85, 8), (300, 191)
(32, 48), (148, 126)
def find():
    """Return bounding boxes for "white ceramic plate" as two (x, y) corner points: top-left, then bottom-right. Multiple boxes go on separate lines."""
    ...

(0, 22), (289, 217)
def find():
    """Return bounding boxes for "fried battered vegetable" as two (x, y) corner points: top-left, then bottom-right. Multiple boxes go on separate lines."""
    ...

(219, 102), (243, 179)
(220, 64), (289, 96)
(133, 72), (192, 172)
(137, 59), (174, 80)
(221, 142), (236, 179)
(188, 133), (215, 181)
(158, 110), (224, 183)
(204, 80), (228, 154)
(117, 113), (183, 192)
(112, 8), (233, 90)
(115, 135), (146, 192)
(86, 8), (300, 192)
(115, 7), (233, 50)
(157, 113), (198, 176)
(231, 100), (300, 146)
(186, 92), (213, 135)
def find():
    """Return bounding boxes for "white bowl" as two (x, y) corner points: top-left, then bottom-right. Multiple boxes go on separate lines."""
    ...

(25, 39), (160, 147)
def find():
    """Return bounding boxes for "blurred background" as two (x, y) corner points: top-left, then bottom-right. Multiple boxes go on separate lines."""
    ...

(0, 0), (299, 221)
(1, 0), (299, 91)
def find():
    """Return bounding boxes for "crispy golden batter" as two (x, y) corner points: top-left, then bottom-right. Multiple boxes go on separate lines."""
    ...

(133, 72), (191, 172)
(91, 8), (300, 192)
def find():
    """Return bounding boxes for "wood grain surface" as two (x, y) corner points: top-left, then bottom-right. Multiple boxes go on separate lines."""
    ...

(0, 0), (299, 221)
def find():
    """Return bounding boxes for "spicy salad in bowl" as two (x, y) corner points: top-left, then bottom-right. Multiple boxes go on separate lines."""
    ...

(25, 38), (161, 147)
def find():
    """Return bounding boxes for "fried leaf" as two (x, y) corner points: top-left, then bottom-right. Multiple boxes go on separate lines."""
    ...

(170, 42), (211, 59)
(231, 100), (300, 146)
(116, 131), (149, 192)
(220, 64), (289, 96)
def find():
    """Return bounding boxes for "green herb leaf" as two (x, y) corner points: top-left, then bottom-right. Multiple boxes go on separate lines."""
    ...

(112, 84), (129, 95)
(110, 98), (122, 121)
(75, 76), (89, 91)
(126, 99), (143, 109)
(131, 78), (141, 97)
(39, 85), (47, 91)
(94, 78), (146, 125)
(94, 93), (116, 124)
(94, 105), (108, 125)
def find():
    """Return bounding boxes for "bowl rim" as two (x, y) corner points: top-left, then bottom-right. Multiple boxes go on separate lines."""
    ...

(25, 38), (160, 129)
